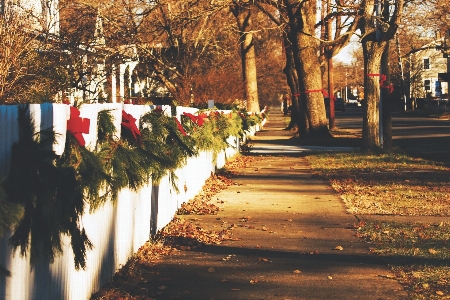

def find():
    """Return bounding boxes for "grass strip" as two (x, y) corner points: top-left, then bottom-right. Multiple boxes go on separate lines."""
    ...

(307, 152), (450, 299)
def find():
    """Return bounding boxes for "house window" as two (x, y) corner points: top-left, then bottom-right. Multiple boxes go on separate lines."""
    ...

(423, 58), (430, 70)
(435, 81), (442, 97)
(424, 79), (431, 91)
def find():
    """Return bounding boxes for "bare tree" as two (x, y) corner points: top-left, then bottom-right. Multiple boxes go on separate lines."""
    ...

(358, 0), (404, 149)
(0, 5), (67, 104)
(230, 1), (260, 112)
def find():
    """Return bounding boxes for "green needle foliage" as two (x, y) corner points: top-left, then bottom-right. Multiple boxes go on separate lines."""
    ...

(97, 109), (117, 141)
(2, 104), (263, 270)
(5, 106), (93, 270)
(140, 109), (196, 185)
(61, 134), (112, 211)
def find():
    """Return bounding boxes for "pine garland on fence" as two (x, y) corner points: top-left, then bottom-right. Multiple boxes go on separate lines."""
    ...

(140, 109), (196, 185)
(60, 134), (112, 211)
(1, 104), (263, 270)
(5, 106), (93, 270)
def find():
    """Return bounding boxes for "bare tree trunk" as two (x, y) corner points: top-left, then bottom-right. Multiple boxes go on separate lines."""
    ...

(359, 0), (404, 150)
(381, 40), (392, 150)
(231, 4), (260, 113)
(326, 0), (336, 130)
(284, 0), (330, 137)
(283, 32), (308, 135)
(381, 0), (392, 150)
(362, 39), (386, 149)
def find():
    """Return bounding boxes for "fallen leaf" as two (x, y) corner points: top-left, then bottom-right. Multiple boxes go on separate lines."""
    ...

(422, 283), (429, 289)
(257, 257), (269, 262)
(293, 270), (301, 274)
(249, 279), (257, 284)
(436, 291), (444, 296)
(334, 246), (344, 251)
(378, 274), (395, 279)
(428, 248), (438, 255)
(327, 276), (333, 280)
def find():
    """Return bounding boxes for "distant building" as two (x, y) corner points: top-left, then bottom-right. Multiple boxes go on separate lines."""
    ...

(410, 39), (449, 99)
(1, 0), (171, 104)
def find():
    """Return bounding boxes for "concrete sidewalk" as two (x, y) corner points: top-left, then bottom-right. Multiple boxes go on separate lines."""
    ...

(134, 110), (407, 300)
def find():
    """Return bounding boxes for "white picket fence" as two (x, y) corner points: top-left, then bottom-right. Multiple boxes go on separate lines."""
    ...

(0, 103), (259, 300)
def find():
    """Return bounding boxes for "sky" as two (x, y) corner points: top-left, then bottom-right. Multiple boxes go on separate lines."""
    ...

(334, 40), (361, 65)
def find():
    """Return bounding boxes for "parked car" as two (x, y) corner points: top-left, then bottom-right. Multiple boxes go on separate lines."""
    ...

(324, 97), (346, 112)
(347, 98), (360, 106)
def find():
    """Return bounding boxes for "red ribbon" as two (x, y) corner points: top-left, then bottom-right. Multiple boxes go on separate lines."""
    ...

(380, 74), (394, 93)
(67, 106), (90, 147)
(367, 74), (394, 93)
(174, 117), (187, 136)
(121, 110), (142, 145)
(183, 112), (207, 126)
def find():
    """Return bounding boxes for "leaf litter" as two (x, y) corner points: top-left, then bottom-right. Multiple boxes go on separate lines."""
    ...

(91, 156), (253, 300)
(308, 152), (450, 300)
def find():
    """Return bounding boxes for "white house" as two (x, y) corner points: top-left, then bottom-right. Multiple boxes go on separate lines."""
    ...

(410, 39), (449, 99)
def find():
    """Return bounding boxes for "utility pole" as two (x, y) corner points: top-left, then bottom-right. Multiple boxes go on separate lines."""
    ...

(396, 34), (407, 111)
(438, 29), (450, 104)
(327, 0), (336, 130)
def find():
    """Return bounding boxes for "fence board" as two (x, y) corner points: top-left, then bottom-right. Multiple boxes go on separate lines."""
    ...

(0, 103), (259, 299)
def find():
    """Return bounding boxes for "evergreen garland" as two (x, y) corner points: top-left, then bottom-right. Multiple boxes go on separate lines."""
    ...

(97, 109), (117, 142)
(140, 109), (196, 185)
(5, 105), (93, 270)
(181, 110), (244, 161)
(96, 109), (151, 197)
(105, 140), (151, 193)
(2, 104), (262, 270)
(238, 108), (262, 133)
(60, 134), (112, 211)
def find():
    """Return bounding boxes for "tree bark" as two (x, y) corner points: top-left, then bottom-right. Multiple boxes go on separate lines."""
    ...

(284, 0), (330, 137)
(362, 39), (386, 149)
(381, 0), (392, 151)
(283, 31), (308, 135)
(326, 0), (336, 130)
(381, 40), (392, 150)
(359, 0), (404, 150)
(231, 3), (260, 113)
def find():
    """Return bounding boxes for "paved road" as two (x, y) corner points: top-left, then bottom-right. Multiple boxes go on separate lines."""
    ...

(334, 106), (450, 164)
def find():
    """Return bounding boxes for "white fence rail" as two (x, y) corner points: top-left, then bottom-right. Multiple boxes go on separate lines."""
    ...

(0, 103), (258, 300)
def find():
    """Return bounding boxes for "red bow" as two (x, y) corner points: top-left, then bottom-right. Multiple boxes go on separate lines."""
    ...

(121, 110), (142, 145)
(380, 74), (394, 93)
(67, 106), (90, 147)
(183, 112), (207, 126)
(174, 117), (187, 136)
(367, 74), (394, 93)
